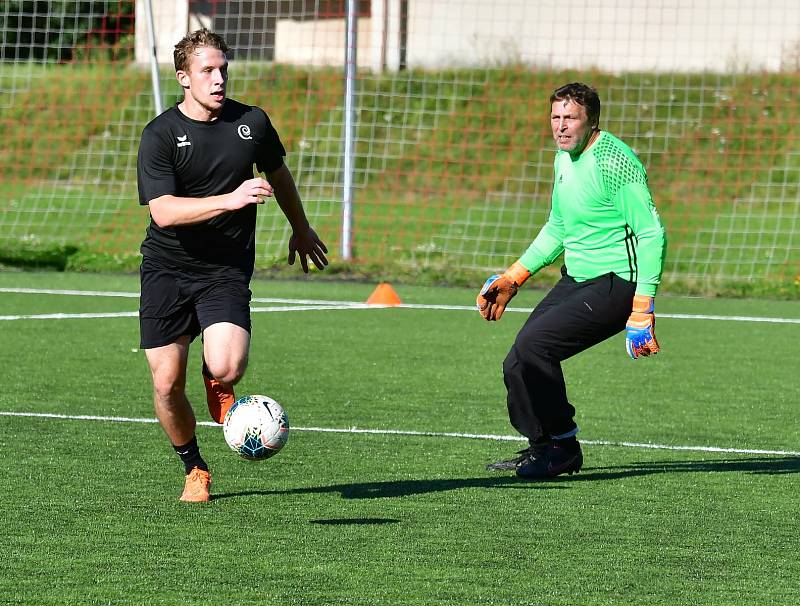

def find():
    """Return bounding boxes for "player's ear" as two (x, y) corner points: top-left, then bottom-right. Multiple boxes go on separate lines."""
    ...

(176, 70), (190, 89)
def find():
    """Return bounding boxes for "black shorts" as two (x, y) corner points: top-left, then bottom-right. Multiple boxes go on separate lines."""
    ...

(139, 258), (252, 349)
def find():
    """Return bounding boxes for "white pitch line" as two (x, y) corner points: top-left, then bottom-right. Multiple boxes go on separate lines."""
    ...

(3, 305), (800, 324)
(1, 410), (798, 457)
(0, 311), (139, 321)
(0, 305), (371, 321)
(251, 304), (374, 313)
(2, 287), (799, 324)
(0, 287), (139, 298)
(657, 313), (800, 324)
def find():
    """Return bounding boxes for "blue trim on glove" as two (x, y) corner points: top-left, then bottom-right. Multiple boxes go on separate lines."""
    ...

(479, 274), (502, 297)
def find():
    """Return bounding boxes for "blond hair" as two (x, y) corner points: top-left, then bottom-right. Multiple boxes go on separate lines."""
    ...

(173, 29), (228, 72)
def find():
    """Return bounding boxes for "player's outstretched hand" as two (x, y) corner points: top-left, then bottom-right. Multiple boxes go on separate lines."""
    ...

(625, 295), (660, 359)
(476, 261), (530, 321)
(476, 274), (518, 321)
(288, 226), (329, 273)
(229, 178), (274, 209)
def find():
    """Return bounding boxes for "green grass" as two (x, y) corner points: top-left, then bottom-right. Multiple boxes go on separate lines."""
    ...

(1, 65), (799, 294)
(1, 271), (799, 604)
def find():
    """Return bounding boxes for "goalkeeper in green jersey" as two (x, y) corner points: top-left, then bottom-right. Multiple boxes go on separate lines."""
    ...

(476, 83), (667, 479)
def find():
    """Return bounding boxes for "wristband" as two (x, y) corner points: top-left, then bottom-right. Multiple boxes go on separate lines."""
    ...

(503, 261), (531, 287)
(631, 294), (654, 314)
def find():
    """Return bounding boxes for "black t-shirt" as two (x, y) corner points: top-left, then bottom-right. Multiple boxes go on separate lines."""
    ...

(137, 99), (286, 277)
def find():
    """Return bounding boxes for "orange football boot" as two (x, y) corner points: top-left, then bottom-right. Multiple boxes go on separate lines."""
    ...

(203, 372), (236, 424)
(180, 467), (211, 503)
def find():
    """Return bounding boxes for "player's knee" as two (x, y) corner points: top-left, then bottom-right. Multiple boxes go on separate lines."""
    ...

(206, 359), (246, 385)
(507, 336), (551, 370)
(502, 347), (519, 378)
(218, 368), (244, 385)
(152, 372), (185, 401)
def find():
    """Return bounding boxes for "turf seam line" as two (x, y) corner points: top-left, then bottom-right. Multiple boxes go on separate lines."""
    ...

(2, 411), (798, 457)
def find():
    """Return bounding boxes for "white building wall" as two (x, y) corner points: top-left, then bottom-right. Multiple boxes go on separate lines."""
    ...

(273, 17), (374, 68)
(405, 0), (800, 72)
(135, 0), (800, 73)
(134, 0), (189, 67)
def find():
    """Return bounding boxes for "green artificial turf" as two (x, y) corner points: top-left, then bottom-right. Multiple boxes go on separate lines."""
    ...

(0, 271), (798, 604)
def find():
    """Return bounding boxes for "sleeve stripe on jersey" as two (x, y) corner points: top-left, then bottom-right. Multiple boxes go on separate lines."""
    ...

(623, 225), (638, 282)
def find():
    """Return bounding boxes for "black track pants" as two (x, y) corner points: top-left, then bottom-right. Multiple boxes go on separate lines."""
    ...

(502, 269), (636, 441)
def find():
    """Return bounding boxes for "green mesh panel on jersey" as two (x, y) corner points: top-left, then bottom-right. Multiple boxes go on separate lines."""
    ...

(593, 134), (648, 199)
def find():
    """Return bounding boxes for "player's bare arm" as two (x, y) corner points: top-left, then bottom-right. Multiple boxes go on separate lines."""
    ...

(148, 177), (273, 228)
(267, 164), (329, 272)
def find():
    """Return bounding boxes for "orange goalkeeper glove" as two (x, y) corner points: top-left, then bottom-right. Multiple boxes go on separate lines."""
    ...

(476, 261), (531, 321)
(625, 294), (660, 359)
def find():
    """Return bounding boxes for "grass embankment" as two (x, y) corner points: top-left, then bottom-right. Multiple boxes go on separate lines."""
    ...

(1, 65), (797, 296)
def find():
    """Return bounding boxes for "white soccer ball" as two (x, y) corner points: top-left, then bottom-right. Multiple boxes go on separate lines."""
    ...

(223, 395), (289, 460)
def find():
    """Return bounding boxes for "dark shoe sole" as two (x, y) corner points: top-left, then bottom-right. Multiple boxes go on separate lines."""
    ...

(485, 442), (552, 472)
(485, 460), (524, 472)
(516, 452), (583, 479)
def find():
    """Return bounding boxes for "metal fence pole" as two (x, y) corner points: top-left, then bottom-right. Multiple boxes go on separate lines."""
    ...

(341, 0), (358, 261)
(144, 0), (163, 115)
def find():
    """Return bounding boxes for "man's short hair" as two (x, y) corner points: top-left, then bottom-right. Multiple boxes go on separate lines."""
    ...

(174, 29), (229, 73)
(550, 83), (601, 126)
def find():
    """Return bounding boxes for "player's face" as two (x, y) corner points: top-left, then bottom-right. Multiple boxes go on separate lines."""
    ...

(551, 99), (596, 155)
(178, 46), (228, 117)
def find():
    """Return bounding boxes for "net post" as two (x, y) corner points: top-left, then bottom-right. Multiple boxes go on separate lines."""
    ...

(143, 0), (164, 116)
(341, 0), (358, 261)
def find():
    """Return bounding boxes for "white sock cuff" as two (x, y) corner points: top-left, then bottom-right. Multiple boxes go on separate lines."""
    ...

(550, 427), (579, 440)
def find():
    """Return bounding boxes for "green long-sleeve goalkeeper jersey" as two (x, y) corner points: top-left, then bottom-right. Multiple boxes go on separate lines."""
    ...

(519, 131), (667, 296)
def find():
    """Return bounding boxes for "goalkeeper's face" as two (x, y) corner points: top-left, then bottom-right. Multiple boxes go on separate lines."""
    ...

(550, 99), (597, 155)
(178, 46), (229, 118)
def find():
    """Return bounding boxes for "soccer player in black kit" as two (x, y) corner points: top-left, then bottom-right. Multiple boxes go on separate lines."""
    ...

(137, 29), (328, 502)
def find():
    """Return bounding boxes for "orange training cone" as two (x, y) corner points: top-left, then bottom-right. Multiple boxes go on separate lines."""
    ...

(366, 282), (402, 306)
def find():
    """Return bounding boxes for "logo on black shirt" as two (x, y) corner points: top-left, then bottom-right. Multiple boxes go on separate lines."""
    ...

(176, 135), (191, 148)
(238, 124), (253, 140)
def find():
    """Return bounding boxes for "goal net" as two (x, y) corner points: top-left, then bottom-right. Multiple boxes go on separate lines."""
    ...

(1, 0), (798, 292)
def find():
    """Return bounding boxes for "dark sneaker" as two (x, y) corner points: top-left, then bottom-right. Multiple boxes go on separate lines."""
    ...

(486, 439), (551, 471)
(516, 439), (583, 479)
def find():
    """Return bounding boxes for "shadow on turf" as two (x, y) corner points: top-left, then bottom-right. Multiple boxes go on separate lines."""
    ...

(578, 456), (800, 480)
(212, 458), (799, 501)
(213, 475), (563, 501)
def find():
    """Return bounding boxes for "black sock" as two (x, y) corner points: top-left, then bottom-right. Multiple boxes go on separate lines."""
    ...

(173, 436), (209, 474)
